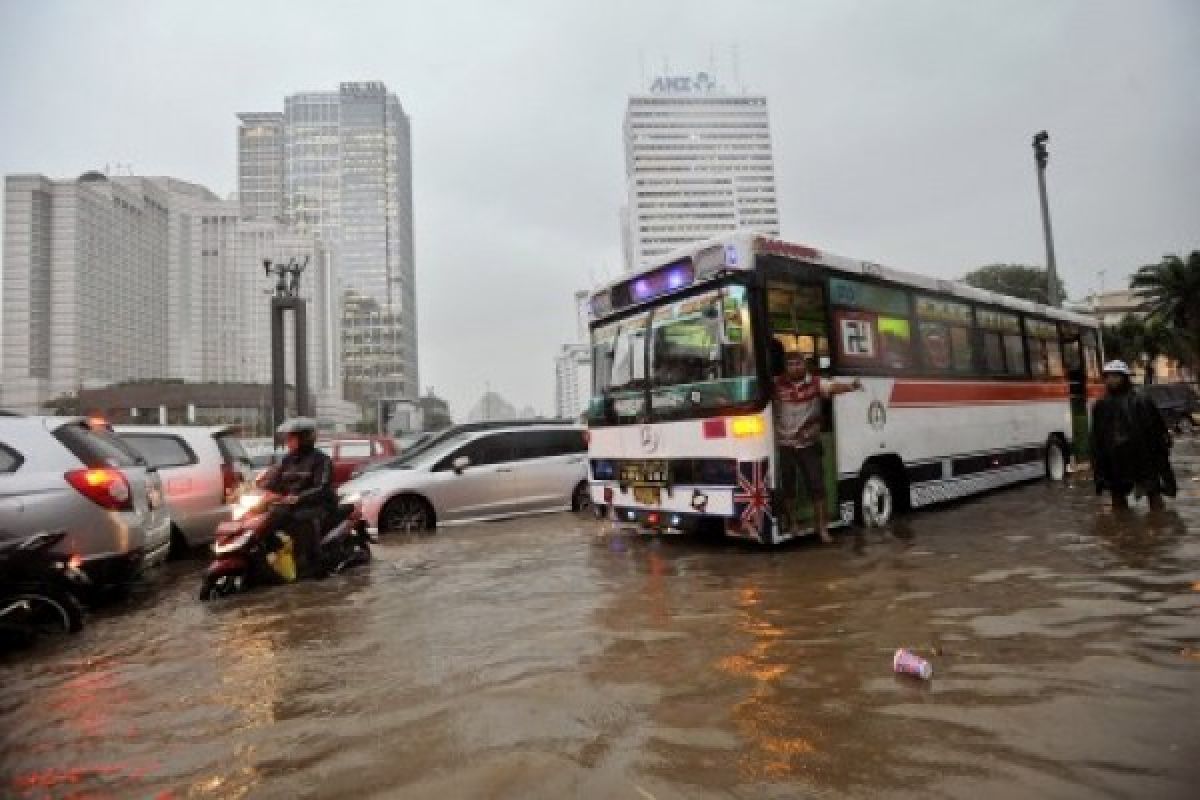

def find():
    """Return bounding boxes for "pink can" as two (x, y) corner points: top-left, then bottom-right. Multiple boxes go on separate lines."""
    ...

(893, 648), (933, 680)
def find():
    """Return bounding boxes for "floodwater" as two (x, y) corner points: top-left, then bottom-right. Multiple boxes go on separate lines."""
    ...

(3, 446), (1199, 800)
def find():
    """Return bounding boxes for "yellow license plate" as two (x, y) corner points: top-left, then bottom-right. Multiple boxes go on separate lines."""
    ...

(633, 486), (660, 505)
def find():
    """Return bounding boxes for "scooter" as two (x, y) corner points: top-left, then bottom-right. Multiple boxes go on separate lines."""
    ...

(0, 530), (88, 643)
(199, 492), (374, 601)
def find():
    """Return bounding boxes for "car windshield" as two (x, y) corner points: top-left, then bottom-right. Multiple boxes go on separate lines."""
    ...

(377, 430), (471, 470)
(589, 282), (758, 424)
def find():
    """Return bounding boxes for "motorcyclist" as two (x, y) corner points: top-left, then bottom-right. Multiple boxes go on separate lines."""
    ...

(258, 418), (336, 578)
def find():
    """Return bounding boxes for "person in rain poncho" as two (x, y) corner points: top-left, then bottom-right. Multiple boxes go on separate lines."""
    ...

(1090, 360), (1176, 510)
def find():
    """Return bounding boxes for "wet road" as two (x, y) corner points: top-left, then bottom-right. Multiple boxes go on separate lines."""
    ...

(3, 445), (1199, 799)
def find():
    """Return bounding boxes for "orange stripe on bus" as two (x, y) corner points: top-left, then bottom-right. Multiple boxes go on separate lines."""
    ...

(889, 380), (1070, 406)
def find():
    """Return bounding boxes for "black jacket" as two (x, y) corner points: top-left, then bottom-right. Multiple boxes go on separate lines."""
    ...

(1090, 388), (1175, 496)
(264, 446), (336, 509)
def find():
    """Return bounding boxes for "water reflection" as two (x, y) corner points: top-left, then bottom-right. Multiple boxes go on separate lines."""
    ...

(2, 445), (1198, 798)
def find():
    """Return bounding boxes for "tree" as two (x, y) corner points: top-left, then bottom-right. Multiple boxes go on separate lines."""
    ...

(1130, 251), (1200, 375)
(1101, 314), (1180, 384)
(963, 264), (1068, 306)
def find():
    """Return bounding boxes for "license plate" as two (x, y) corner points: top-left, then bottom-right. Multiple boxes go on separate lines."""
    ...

(620, 460), (668, 486)
(633, 486), (660, 506)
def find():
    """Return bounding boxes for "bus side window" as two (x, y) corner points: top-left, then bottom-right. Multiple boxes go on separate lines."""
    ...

(1004, 334), (1027, 376)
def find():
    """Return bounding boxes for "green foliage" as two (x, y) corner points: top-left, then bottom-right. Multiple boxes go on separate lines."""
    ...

(963, 264), (1068, 306)
(1130, 251), (1200, 373)
(1102, 314), (1180, 384)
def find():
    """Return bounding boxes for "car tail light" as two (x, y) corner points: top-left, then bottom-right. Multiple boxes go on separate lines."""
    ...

(66, 468), (133, 511)
(221, 462), (239, 504)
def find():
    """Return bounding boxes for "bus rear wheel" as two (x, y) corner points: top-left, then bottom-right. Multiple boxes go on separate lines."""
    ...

(858, 466), (897, 528)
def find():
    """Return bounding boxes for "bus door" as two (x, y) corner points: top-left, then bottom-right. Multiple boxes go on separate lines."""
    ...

(1059, 323), (1089, 459)
(766, 278), (836, 533)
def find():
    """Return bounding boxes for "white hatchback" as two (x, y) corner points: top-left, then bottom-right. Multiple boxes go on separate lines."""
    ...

(339, 423), (590, 533)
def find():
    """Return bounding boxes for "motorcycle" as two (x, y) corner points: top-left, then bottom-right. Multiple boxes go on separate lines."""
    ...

(199, 491), (374, 601)
(0, 530), (88, 643)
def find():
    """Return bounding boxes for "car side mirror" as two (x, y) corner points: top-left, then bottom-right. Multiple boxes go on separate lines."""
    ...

(453, 455), (471, 474)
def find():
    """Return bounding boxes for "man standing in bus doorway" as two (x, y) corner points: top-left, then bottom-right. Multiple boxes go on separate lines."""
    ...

(1091, 360), (1176, 511)
(771, 338), (863, 542)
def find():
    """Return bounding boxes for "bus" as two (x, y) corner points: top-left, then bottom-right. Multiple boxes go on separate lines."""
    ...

(584, 233), (1103, 545)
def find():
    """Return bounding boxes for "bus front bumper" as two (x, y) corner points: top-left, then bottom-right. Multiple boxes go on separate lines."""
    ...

(590, 482), (735, 530)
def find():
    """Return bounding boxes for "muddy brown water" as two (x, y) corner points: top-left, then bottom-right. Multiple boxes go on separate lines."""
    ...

(3, 445), (1199, 799)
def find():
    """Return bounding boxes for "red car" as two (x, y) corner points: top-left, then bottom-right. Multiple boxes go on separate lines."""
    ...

(317, 436), (398, 487)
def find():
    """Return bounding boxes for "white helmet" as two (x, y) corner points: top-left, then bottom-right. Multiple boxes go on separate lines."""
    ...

(1102, 360), (1132, 376)
(276, 417), (318, 436)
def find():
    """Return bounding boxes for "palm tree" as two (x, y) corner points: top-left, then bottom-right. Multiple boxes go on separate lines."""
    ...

(1131, 251), (1200, 376)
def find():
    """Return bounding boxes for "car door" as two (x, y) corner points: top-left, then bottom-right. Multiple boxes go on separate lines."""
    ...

(512, 429), (587, 512)
(0, 441), (38, 538)
(432, 433), (522, 521)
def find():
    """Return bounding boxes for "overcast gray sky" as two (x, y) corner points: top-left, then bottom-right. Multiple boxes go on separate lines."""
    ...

(1, 0), (1197, 419)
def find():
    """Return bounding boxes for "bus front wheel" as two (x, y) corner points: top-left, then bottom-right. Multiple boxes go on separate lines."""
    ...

(858, 465), (897, 528)
(1045, 436), (1069, 481)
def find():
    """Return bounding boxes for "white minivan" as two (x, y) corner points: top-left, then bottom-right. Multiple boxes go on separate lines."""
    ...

(338, 422), (589, 534)
(116, 426), (251, 552)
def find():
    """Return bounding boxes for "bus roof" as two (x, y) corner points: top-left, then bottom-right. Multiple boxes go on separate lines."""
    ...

(590, 232), (1099, 329)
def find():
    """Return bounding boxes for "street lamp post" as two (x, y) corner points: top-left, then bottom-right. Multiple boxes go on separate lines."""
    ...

(1032, 131), (1061, 307)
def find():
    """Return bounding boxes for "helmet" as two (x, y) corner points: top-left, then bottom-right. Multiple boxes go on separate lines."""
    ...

(276, 417), (318, 436)
(1102, 360), (1132, 376)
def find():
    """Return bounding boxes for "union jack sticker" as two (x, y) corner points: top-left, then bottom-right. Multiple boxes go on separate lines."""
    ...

(732, 458), (774, 544)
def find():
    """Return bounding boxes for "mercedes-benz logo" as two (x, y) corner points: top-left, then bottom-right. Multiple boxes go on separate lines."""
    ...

(639, 425), (660, 453)
(868, 400), (887, 431)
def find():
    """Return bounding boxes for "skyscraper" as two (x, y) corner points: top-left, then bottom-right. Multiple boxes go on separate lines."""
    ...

(554, 344), (591, 420)
(238, 81), (417, 411)
(236, 112), (285, 221)
(0, 172), (344, 418)
(622, 71), (779, 270)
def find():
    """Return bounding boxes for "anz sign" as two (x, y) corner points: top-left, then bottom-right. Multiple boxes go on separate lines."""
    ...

(650, 72), (719, 95)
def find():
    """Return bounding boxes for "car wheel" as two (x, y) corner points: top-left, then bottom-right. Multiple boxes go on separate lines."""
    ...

(858, 466), (896, 528)
(572, 481), (592, 513)
(379, 495), (434, 534)
(4, 587), (84, 634)
(1045, 436), (1068, 481)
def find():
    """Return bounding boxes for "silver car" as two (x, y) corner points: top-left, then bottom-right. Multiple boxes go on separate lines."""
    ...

(115, 425), (251, 552)
(0, 415), (172, 590)
(339, 423), (590, 533)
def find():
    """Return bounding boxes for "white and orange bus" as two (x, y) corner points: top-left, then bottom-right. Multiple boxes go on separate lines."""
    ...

(585, 233), (1103, 544)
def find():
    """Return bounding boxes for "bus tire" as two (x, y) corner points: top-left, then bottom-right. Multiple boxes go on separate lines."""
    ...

(1045, 436), (1069, 481)
(857, 464), (899, 528)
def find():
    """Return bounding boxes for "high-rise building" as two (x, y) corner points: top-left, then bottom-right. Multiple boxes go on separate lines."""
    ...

(554, 344), (591, 421)
(622, 71), (779, 270)
(236, 112), (285, 220)
(2, 172), (169, 412)
(1, 172), (347, 420)
(238, 81), (417, 409)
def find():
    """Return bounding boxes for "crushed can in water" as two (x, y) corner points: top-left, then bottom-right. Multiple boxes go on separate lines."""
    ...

(893, 648), (933, 680)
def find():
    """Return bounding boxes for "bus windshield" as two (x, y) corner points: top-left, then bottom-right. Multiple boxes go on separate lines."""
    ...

(589, 283), (758, 425)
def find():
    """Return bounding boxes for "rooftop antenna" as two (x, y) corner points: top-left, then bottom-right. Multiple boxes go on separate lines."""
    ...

(638, 48), (646, 90)
(731, 44), (743, 92)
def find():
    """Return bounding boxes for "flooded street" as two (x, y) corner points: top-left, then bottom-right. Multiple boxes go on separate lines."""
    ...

(3, 446), (1199, 799)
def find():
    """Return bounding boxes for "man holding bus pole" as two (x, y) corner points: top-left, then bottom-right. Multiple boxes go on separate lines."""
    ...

(771, 338), (863, 542)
